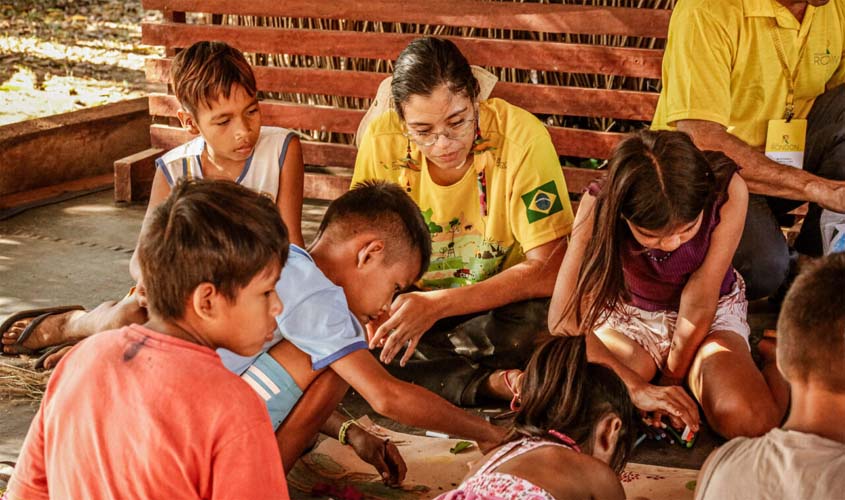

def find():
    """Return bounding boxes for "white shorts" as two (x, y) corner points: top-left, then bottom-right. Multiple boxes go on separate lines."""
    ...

(598, 271), (750, 368)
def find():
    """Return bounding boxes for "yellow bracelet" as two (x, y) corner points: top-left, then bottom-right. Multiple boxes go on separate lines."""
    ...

(338, 419), (357, 446)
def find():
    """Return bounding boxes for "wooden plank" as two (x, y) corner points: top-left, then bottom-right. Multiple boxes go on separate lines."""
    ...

(0, 98), (150, 197)
(562, 166), (604, 194)
(150, 125), (359, 168)
(148, 94), (365, 134)
(114, 147), (163, 203)
(147, 58), (658, 120)
(142, 23), (664, 79)
(146, 59), (387, 100)
(549, 128), (624, 160)
(490, 82), (658, 121)
(150, 122), (623, 166)
(150, 123), (191, 150)
(304, 172), (351, 200)
(142, 0), (670, 38)
(0, 174), (113, 210)
(302, 142), (356, 169)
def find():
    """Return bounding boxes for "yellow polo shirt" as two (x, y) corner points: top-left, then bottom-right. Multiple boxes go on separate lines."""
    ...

(353, 98), (573, 290)
(652, 0), (845, 148)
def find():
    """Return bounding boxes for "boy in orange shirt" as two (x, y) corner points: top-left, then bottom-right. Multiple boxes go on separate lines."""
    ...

(5, 179), (290, 500)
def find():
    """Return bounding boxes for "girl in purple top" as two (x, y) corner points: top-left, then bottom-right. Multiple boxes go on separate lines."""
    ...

(549, 130), (787, 440)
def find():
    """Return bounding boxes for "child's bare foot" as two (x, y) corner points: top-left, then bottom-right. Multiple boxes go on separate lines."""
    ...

(1, 306), (85, 354)
(40, 344), (75, 370)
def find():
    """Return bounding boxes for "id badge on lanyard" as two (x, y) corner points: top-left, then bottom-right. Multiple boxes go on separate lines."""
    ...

(764, 18), (810, 169)
(765, 118), (807, 168)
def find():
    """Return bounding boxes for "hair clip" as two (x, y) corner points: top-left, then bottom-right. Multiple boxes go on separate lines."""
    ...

(548, 430), (582, 453)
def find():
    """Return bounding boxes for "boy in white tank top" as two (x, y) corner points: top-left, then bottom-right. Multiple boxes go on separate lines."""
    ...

(2, 41), (304, 363)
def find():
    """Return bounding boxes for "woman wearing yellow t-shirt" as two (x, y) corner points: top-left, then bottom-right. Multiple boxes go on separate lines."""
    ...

(353, 37), (574, 407)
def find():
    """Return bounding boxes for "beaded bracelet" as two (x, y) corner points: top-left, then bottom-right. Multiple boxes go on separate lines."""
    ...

(338, 419), (358, 446)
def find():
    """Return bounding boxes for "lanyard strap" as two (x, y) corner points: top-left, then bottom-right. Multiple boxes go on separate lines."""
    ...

(768, 17), (812, 122)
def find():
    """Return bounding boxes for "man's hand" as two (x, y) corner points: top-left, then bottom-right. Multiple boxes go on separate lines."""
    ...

(369, 291), (443, 366)
(630, 380), (700, 432)
(812, 179), (845, 213)
(346, 425), (407, 487)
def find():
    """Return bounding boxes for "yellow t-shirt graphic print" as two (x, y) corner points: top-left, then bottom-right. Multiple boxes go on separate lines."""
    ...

(353, 98), (574, 290)
(420, 206), (505, 288)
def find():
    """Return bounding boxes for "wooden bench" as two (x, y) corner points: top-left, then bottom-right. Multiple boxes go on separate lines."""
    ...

(116, 0), (671, 203)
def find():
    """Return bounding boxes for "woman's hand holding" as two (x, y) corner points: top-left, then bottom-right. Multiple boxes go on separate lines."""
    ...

(369, 291), (445, 366)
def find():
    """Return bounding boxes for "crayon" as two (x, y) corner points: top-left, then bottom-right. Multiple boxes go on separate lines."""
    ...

(634, 434), (647, 448)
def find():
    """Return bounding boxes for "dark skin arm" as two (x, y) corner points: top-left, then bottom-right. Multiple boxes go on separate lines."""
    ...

(321, 411), (407, 486)
(331, 350), (506, 451)
(268, 342), (406, 485)
(371, 238), (566, 365)
(676, 119), (845, 212)
(547, 193), (700, 431)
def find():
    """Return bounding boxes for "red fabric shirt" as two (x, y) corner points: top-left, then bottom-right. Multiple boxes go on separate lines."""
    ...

(6, 325), (289, 500)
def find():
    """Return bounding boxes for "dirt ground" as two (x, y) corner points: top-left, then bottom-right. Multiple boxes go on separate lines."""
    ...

(0, 0), (160, 125)
(0, 3), (159, 482)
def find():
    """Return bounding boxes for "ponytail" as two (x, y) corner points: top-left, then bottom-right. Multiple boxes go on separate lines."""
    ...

(507, 336), (635, 472)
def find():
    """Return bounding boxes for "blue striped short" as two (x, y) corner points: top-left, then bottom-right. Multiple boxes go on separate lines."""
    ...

(240, 352), (303, 430)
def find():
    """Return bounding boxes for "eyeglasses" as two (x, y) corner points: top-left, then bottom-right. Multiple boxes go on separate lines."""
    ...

(403, 115), (476, 147)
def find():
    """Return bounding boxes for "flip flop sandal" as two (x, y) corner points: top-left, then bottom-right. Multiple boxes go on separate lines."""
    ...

(0, 460), (15, 486)
(1, 305), (85, 355)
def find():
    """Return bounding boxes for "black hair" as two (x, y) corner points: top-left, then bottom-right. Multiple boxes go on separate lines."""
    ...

(139, 179), (289, 320)
(508, 335), (635, 473)
(777, 252), (845, 390)
(391, 37), (480, 120)
(316, 180), (431, 280)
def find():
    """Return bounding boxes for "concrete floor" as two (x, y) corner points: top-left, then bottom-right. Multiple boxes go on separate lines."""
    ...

(0, 190), (781, 491)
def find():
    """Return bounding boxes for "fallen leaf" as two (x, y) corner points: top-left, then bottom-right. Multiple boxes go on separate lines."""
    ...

(449, 441), (473, 454)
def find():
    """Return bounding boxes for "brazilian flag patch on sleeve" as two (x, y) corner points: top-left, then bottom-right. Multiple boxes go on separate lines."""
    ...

(521, 181), (563, 223)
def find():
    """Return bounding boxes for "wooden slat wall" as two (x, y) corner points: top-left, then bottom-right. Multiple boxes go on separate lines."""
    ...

(143, 0), (671, 38)
(150, 124), (603, 198)
(143, 23), (664, 79)
(140, 0), (670, 200)
(147, 59), (659, 121)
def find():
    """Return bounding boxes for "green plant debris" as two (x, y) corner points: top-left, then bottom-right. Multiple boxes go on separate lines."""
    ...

(449, 441), (473, 454)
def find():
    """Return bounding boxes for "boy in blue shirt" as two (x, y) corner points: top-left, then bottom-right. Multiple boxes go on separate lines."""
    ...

(221, 181), (504, 485)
